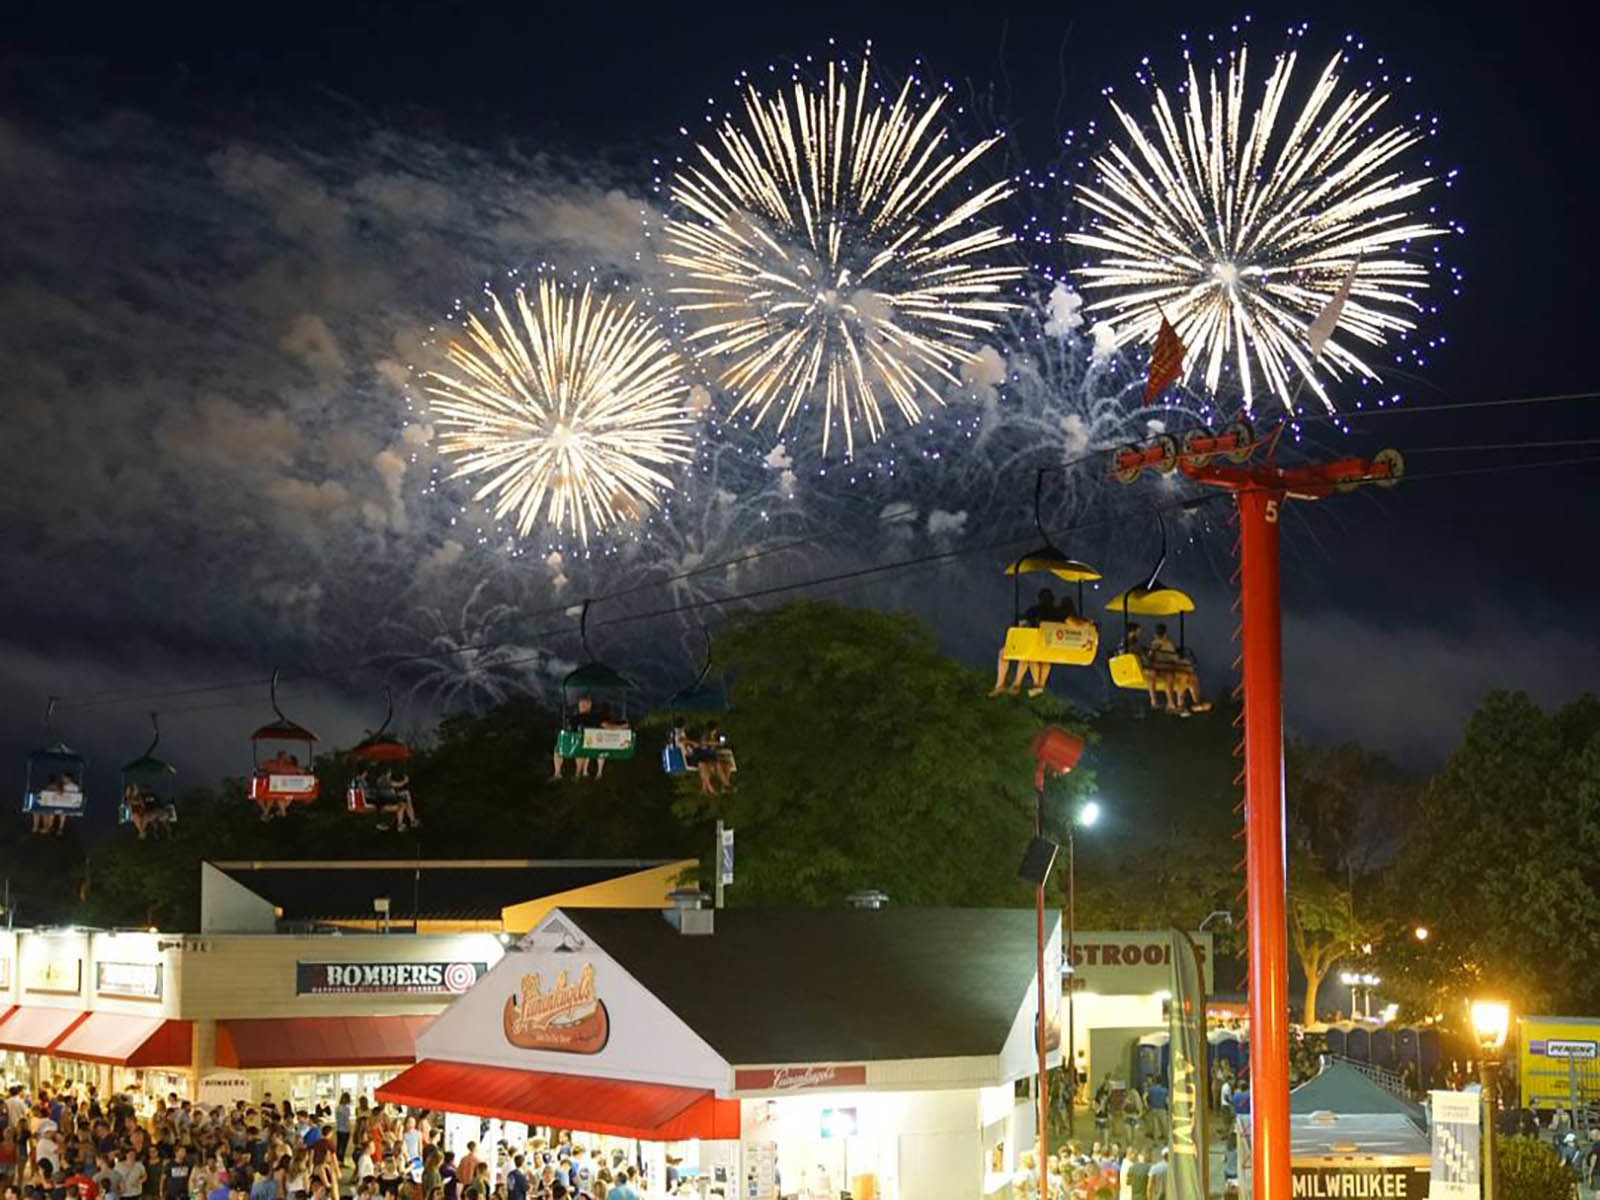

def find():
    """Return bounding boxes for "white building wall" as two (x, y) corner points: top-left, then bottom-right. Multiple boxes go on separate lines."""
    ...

(199, 864), (277, 933)
(742, 1087), (984, 1200)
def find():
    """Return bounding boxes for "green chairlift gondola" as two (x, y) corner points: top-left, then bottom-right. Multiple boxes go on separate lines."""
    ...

(552, 602), (636, 777)
(120, 712), (178, 836)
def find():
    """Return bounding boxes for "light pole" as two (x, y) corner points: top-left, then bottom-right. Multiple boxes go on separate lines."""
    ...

(1340, 971), (1360, 1021)
(1471, 1000), (1510, 1200)
(1027, 727), (1085, 1200)
(1065, 798), (1101, 1134)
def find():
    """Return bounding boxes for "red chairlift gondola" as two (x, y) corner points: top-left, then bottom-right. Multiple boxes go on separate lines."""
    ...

(249, 669), (319, 819)
(346, 687), (418, 831)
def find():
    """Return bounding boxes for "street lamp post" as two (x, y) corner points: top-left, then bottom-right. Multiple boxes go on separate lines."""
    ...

(1065, 799), (1101, 1135)
(1028, 727), (1085, 1200)
(1471, 1000), (1511, 1200)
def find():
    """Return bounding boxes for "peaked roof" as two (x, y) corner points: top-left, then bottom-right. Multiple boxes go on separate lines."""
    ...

(210, 860), (679, 923)
(1290, 1063), (1425, 1126)
(560, 907), (1046, 1064)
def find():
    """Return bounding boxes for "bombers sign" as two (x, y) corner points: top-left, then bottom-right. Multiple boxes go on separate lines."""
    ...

(296, 960), (487, 996)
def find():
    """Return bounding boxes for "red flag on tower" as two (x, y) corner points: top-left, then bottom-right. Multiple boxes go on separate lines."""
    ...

(1144, 316), (1185, 405)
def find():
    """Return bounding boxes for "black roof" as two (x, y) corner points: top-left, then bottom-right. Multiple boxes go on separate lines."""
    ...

(210, 860), (678, 922)
(562, 907), (1042, 1063)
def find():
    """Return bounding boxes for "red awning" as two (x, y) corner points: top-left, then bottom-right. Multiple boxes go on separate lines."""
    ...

(376, 1060), (740, 1142)
(52, 1013), (192, 1067)
(0, 1006), (89, 1053)
(216, 1016), (432, 1069)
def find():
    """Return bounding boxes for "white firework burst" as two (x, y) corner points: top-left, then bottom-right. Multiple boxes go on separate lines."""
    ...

(660, 52), (1025, 457)
(425, 277), (696, 545)
(1069, 41), (1451, 412)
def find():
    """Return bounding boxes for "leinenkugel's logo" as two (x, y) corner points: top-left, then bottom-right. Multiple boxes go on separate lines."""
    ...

(503, 964), (610, 1054)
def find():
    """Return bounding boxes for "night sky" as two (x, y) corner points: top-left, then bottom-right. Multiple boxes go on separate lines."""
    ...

(2, 0), (1597, 805)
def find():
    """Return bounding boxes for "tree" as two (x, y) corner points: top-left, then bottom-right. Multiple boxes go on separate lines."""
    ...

(1287, 854), (1365, 1025)
(77, 696), (694, 929)
(672, 601), (1095, 907)
(1282, 741), (1407, 1022)
(1380, 691), (1600, 1015)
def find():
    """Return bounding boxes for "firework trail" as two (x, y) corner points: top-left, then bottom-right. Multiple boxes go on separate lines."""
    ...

(659, 50), (1025, 458)
(1068, 30), (1456, 413)
(425, 276), (696, 545)
(381, 579), (565, 714)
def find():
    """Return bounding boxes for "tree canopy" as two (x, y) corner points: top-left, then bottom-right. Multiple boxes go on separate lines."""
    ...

(670, 601), (1096, 908)
(1379, 691), (1600, 1015)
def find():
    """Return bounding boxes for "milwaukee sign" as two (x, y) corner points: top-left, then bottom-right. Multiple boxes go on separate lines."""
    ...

(296, 961), (486, 996)
(733, 1065), (868, 1093)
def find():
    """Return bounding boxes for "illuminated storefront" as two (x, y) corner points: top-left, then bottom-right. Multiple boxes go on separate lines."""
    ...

(379, 901), (1060, 1200)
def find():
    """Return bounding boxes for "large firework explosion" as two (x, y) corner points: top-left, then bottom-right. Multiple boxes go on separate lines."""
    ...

(424, 276), (696, 546)
(1068, 30), (1456, 413)
(659, 50), (1025, 458)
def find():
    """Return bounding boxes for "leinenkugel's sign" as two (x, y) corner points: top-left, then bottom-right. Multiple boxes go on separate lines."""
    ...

(1291, 1167), (1429, 1197)
(733, 1065), (868, 1092)
(296, 961), (487, 996)
(503, 965), (610, 1054)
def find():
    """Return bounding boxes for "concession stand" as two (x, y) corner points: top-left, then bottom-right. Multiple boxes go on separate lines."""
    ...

(378, 898), (1062, 1200)
(0, 857), (693, 1107)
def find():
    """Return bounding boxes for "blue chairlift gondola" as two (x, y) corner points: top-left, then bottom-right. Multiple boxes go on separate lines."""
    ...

(24, 698), (87, 834)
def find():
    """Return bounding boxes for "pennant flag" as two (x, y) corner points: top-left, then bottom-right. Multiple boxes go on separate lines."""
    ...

(1167, 930), (1210, 1200)
(1144, 316), (1185, 405)
(1306, 260), (1361, 358)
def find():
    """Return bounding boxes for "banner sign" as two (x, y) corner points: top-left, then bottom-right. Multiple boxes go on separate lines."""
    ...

(733, 1065), (868, 1093)
(1068, 931), (1214, 994)
(719, 827), (735, 886)
(1167, 930), (1208, 1200)
(296, 961), (486, 996)
(1291, 1167), (1429, 1197)
(25, 957), (82, 995)
(1429, 1088), (1480, 1199)
(96, 961), (163, 1000)
(1533, 1038), (1598, 1059)
(197, 1072), (254, 1107)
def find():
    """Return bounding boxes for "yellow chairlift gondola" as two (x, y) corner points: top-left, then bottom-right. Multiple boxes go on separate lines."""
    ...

(991, 471), (1103, 697)
(1105, 524), (1211, 716)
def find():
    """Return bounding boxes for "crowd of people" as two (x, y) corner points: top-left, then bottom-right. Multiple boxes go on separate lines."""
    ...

(0, 1083), (649, 1200)
(1013, 1143), (1170, 1200)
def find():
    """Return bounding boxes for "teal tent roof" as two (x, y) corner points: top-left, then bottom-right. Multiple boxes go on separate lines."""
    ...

(1290, 1063), (1425, 1127)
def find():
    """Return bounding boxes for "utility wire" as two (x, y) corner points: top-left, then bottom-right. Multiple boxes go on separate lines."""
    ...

(50, 443), (1600, 716)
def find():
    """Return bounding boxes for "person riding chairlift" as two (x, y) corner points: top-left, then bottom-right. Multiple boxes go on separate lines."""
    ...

(123, 783), (172, 840)
(374, 767), (419, 833)
(32, 773), (77, 837)
(991, 587), (1074, 698)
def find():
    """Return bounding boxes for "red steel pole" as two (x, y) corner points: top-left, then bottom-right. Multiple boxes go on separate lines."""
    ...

(1237, 487), (1290, 1200)
(1036, 787), (1049, 1200)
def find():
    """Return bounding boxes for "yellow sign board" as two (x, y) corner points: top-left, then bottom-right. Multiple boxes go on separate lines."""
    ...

(1518, 1016), (1600, 1108)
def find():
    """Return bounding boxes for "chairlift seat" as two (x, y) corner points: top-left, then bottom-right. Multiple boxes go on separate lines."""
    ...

(556, 726), (636, 760)
(1000, 619), (1099, 666)
(250, 770), (319, 805)
(346, 782), (374, 814)
(25, 786), (86, 815)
